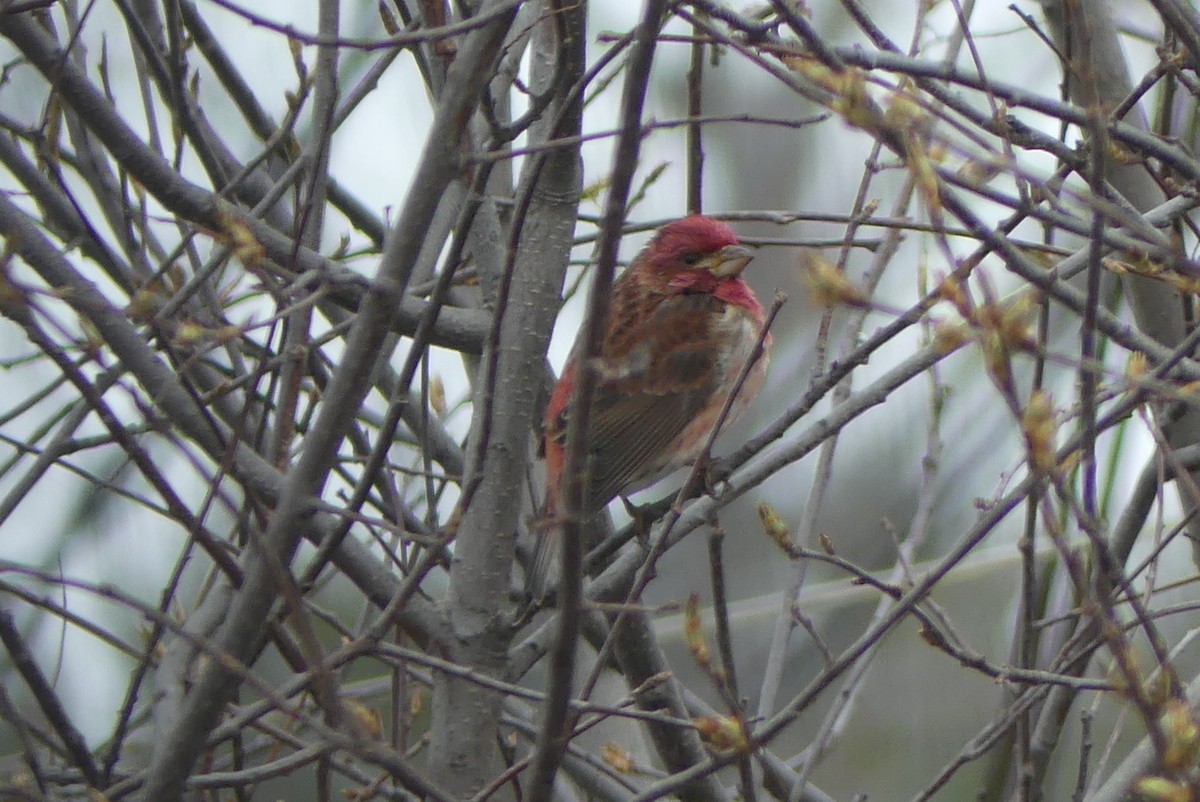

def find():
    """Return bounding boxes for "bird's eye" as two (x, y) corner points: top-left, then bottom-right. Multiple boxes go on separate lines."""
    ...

(681, 252), (702, 265)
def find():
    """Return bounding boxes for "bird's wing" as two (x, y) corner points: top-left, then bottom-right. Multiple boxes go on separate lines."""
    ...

(584, 378), (713, 509)
(550, 292), (725, 511)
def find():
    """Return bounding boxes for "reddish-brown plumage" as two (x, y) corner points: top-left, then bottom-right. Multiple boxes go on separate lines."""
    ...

(541, 215), (770, 525)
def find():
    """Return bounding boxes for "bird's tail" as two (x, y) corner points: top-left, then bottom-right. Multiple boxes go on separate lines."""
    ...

(528, 503), (614, 604)
(527, 503), (560, 602)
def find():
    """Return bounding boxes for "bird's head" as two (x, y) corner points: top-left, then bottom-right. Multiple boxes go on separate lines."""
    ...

(642, 215), (755, 281)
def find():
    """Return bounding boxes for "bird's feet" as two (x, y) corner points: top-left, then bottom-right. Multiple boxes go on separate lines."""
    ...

(704, 457), (735, 497)
(620, 495), (656, 546)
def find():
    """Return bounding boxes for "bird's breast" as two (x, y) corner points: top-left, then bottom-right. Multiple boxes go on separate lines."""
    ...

(713, 303), (769, 408)
(654, 302), (767, 474)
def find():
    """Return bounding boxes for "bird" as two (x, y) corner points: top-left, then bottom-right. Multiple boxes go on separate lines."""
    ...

(534, 214), (770, 594)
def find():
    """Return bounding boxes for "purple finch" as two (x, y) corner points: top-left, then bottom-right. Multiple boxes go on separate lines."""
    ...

(541, 214), (769, 539)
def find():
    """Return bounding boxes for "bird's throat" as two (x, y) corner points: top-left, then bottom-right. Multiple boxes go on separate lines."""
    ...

(667, 272), (764, 318)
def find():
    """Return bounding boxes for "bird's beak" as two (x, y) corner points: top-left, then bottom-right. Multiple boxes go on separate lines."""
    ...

(707, 244), (755, 278)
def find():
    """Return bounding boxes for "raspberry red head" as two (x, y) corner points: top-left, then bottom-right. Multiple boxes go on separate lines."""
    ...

(644, 215), (741, 269)
(638, 216), (760, 305)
